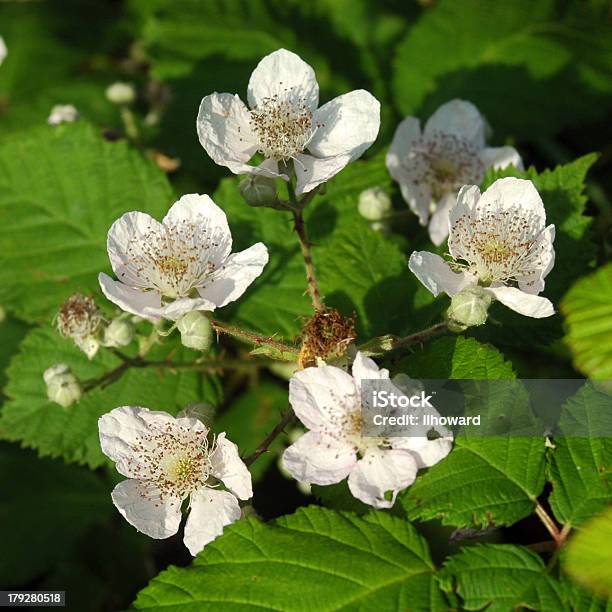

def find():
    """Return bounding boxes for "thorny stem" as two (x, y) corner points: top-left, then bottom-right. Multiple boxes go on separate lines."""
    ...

(210, 320), (298, 357)
(534, 501), (572, 564)
(391, 322), (449, 350)
(243, 410), (295, 466)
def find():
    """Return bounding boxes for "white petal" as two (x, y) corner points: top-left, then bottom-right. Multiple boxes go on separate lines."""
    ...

(253, 157), (289, 180)
(154, 296), (218, 321)
(428, 193), (456, 246)
(98, 406), (177, 478)
(99, 273), (161, 321)
(449, 184), (481, 227)
(282, 431), (357, 485)
(289, 364), (357, 431)
(408, 251), (473, 297)
(518, 225), (556, 294)
(196, 93), (258, 175)
(75, 335), (100, 360)
(247, 48), (318, 111)
(210, 433), (253, 500)
(197, 242), (269, 308)
(183, 488), (241, 556)
(424, 99), (486, 148)
(294, 152), (352, 195)
(386, 116), (421, 182)
(107, 211), (163, 288)
(111, 479), (182, 539)
(347, 449), (417, 509)
(351, 352), (389, 385)
(392, 433), (453, 469)
(480, 146), (523, 171)
(479, 177), (546, 234)
(308, 90), (380, 160)
(487, 285), (555, 318)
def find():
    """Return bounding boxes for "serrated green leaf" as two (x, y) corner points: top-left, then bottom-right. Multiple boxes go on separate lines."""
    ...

(564, 505), (612, 599)
(0, 122), (174, 323)
(562, 263), (612, 380)
(392, 0), (612, 139)
(133, 506), (447, 611)
(0, 442), (111, 587)
(548, 384), (612, 526)
(0, 327), (220, 468)
(560, 572), (612, 612)
(440, 544), (565, 611)
(217, 154), (431, 340)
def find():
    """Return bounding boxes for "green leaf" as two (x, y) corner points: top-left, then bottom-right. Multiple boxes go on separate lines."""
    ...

(0, 327), (220, 468)
(216, 382), (288, 482)
(0, 122), (174, 323)
(217, 154), (433, 340)
(392, 0), (612, 139)
(440, 544), (565, 611)
(560, 572), (612, 612)
(0, 316), (29, 399)
(562, 263), (612, 380)
(400, 336), (516, 379)
(548, 383), (612, 526)
(0, 442), (111, 587)
(133, 506), (447, 611)
(564, 505), (612, 598)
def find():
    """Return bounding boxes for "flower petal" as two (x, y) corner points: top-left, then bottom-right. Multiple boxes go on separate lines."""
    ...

(197, 242), (269, 308)
(294, 152), (352, 195)
(518, 224), (556, 294)
(392, 431), (453, 469)
(478, 177), (546, 235)
(408, 251), (473, 297)
(347, 449), (417, 509)
(107, 211), (163, 288)
(210, 433), (253, 500)
(111, 478), (182, 539)
(196, 93), (258, 175)
(424, 99), (486, 148)
(289, 364), (357, 431)
(99, 273), (162, 321)
(183, 488), (241, 556)
(247, 48), (318, 111)
(386, 116), (422, 182)
(98, 406), (177, 478)
(480, 146), (523, 170)
(282, 431), (357, 485)
(351, 352), (389, 387)
(308, 90), (380, 159)
(154, 296), (218, 320)
(428, 192), (456, 246)
(487, 285), (555, 318)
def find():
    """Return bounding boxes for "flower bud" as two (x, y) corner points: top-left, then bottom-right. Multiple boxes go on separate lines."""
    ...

(44, 364), (82, 408)
(106, 82), (136, 105)
(103, 318), (134, 348)
(358, 187), (392, 221)
(239, 175), (278, 207)
(177, 311), (213, 351)
(48, 104), (79, 126)
(447, 286), (493, 330)
(0, 36), (7, 66)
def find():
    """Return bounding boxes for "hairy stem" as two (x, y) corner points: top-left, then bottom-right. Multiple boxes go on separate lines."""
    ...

(535, 501), (561, 543)
(391, 322), (449, 349)
(293, 208), (324, 312)
(243, 410), (295, 466)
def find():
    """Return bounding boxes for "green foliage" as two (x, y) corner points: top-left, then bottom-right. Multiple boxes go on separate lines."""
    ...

(133, 506), (448, 611)
(439, 544), (565, 611)
(392, 0), (612, 139)
(564, 505), (612, 599)
(0, 328), (220, 467)
(562, 263), (612, 380)
(0, 122), (174, 323)
(548, 384), (612, 526)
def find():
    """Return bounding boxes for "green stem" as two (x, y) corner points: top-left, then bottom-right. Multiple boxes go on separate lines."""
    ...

(243, 410), (295, 466)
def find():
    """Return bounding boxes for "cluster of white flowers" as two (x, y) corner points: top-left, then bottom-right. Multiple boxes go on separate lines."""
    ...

(48, 104), (79, 126)
(81, 48), (558, 554)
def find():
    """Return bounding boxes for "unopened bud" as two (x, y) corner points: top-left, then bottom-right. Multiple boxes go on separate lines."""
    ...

(103, 318), (134, 348)
(447, 286), (492, 330)
(358, 187), (392, 221)
(48, 104), (79, 126)
(239, 175), (278, 207)
(106, 82), (136, 105)
(0, 36), (7, 66)
(177, 311), (213, 351)
(44, 364), (82, 408)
